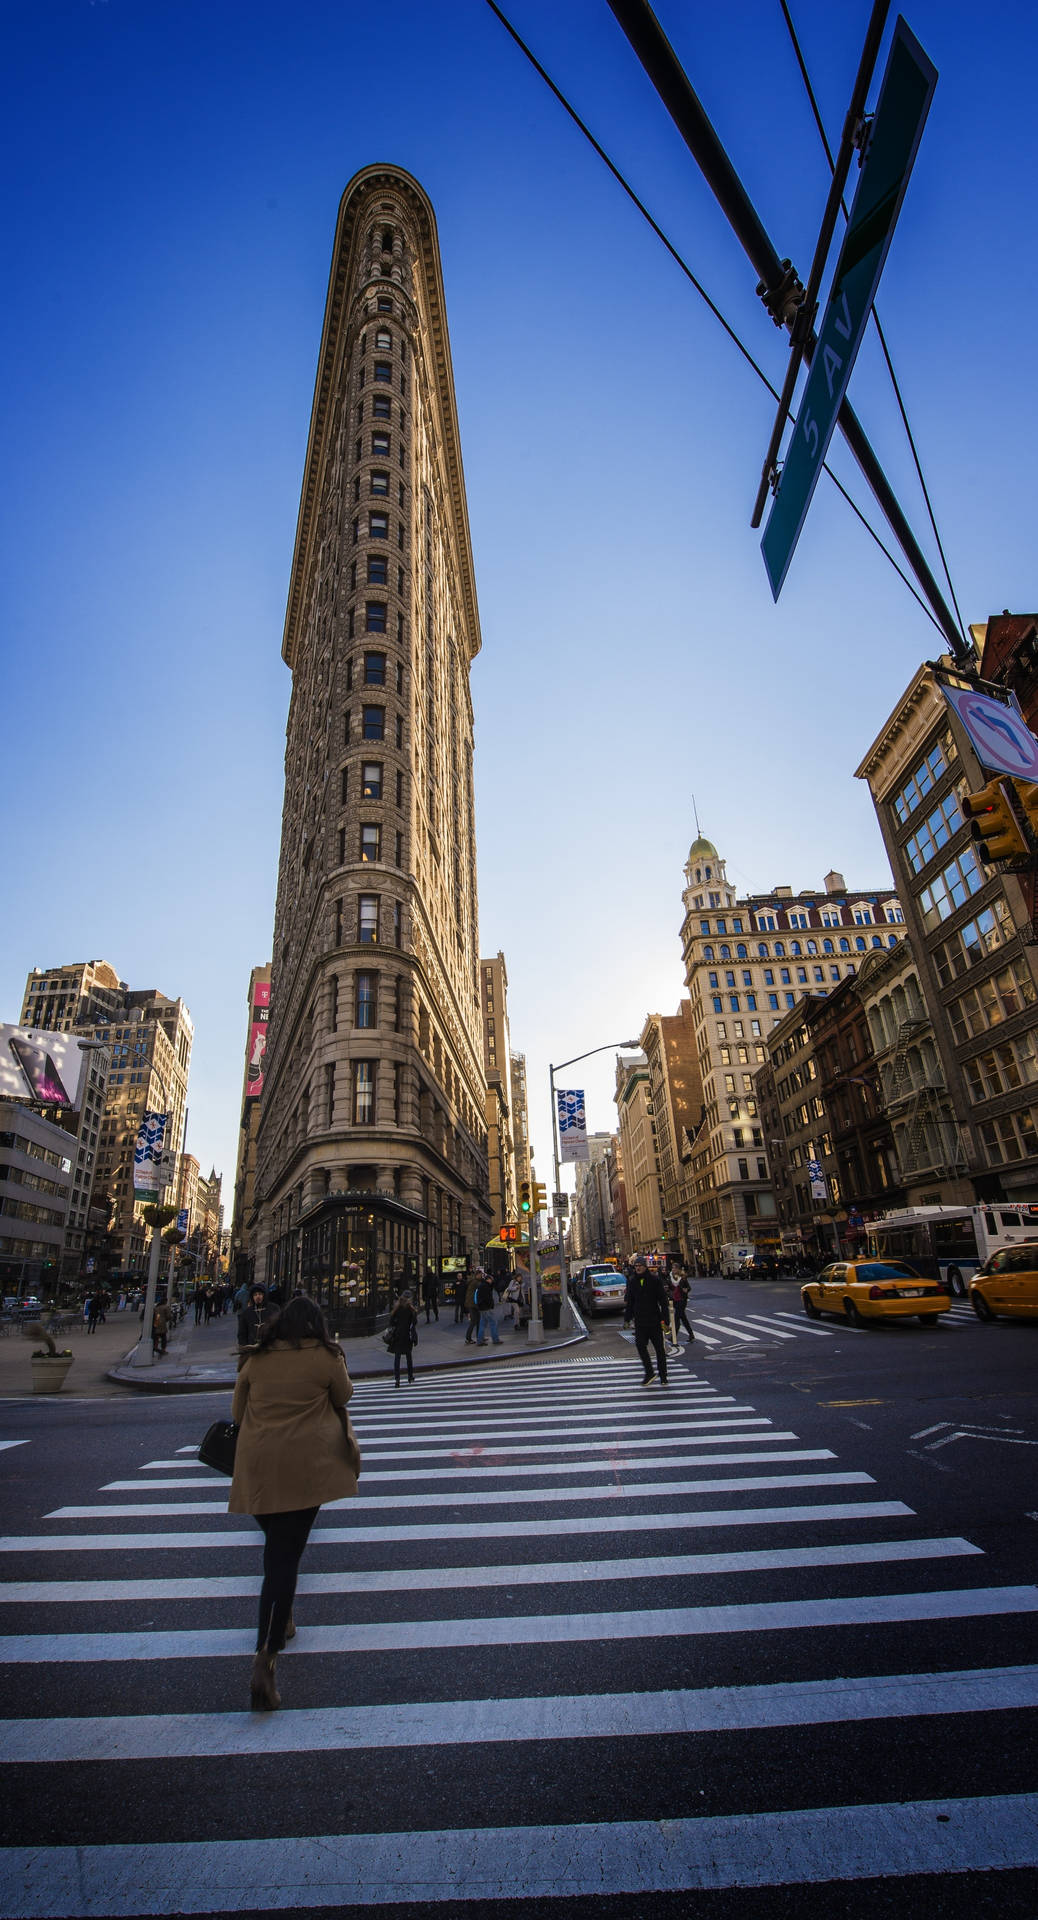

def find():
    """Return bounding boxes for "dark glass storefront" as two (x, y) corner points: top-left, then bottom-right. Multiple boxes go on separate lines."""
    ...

(293, 1190), (424, 1335)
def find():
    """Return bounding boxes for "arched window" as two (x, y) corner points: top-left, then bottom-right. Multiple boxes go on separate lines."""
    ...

(757, 943), (769, 958)
(823, 939), (833, 954)
(855, 936), (866, 951)
(720, 944), (731, 960)
(791, 941), (802, 956)
(774, 941), (785, 957)
(703, 946), (714, 962)
(736, 944), (747, 959)
(839, 938), (850, 953)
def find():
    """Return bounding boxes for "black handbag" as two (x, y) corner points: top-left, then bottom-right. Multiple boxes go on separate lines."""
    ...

(198, 1418), (238, 1475)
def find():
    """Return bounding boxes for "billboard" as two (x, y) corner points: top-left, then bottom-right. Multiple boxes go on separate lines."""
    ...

(246, 980), (270, 1100)
(0, 1024), (86, 1112)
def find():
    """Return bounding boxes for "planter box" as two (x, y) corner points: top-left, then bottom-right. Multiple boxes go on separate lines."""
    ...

(31, 1355), (74, 1394)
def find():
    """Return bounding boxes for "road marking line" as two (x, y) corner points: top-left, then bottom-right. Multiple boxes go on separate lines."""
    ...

(3, 1588), (1033, 1668)
(0, 1537), (982, 1605)
(713, 1316), (799, 1340)
(686, 1318), (761, 1343)
(102, 1450), (838, 1494)
(0, 1501), (915, 1552)
(47, 1471), (875, 1520)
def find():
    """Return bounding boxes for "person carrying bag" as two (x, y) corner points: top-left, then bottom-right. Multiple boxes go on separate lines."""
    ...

(227, 1295), (359, 1711)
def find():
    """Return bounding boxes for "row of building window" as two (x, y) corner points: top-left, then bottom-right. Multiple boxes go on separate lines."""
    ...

(892, 734), (950, 825)
(918, 846), (984, 929)
(934, 899), (1012, 987)
(698, 907), (898, 940)
(701, 934), (897, 962)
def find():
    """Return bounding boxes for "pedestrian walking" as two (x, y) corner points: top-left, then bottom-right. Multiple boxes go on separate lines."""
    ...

(474, 1271), (501, 1346)
(463, 1269), (480, 1344)
(624, 1257), (671, 1386)
(421, 1266), (439, 1323)
(228, 1295), (359, 1711)
(453, 1266), (471, 1325)
(151, 1298), (169, 1356)
(238, 1285), (269, 1349)
(388, 1288), (418, 1384)
(86, 1293), (104, 1334)
(503, 1273), (524, 1328)
(671, 1266), (695, 1343)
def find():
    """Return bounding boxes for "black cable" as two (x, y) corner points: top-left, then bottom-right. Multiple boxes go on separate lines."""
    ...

(778, 0), (969, 647)
(483, 0), (946, 638)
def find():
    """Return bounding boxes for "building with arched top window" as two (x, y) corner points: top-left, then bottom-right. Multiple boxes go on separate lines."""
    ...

(679, 831), (902, 1262)
(254, 167), (491, 1329)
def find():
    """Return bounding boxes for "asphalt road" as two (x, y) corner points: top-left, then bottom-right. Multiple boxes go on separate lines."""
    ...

(0, 1270), (1035, 1919)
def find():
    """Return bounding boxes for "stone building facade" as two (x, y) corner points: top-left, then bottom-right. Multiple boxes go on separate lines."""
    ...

(856, 656), (1038, 1201)
(679, 833), (904, 1262)
(253, 167), (491, 1327)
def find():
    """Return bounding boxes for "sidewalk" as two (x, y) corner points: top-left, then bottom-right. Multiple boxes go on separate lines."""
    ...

(0, 1300), (586, 1399)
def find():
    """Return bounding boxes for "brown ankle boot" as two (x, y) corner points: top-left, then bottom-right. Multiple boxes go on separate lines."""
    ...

(250, 1648), (281, 1711)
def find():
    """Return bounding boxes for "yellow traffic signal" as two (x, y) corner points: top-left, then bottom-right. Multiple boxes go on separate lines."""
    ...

(532, 1181), (548, 1215)
(963, 780), (1028, 862)
(519, 1180), (532, 1214)
(1014, 779), (1038, 839)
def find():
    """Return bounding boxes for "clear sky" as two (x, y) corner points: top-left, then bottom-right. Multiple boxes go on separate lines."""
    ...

(2, 0), (1034, 1209)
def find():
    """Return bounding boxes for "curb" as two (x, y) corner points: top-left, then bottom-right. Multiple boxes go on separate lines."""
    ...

(105, 1327), (589, 1393)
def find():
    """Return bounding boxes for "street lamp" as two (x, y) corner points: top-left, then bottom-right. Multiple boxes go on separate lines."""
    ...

(131, 1080), (182, 1369)
(549, 1040), (640, 1315)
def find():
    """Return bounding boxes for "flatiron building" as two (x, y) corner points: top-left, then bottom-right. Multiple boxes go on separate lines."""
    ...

(254, 166), (490, 1326)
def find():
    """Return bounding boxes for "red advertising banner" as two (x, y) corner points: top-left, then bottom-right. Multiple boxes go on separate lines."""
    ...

(246, 981), (270, 1099)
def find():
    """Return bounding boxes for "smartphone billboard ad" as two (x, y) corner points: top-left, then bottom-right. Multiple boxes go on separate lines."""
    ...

(0, 1025), (86, 1112)
(246, 980), (270, 1100)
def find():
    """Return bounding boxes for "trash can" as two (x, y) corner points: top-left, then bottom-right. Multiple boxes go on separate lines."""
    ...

(541, 1296), (561, 1331)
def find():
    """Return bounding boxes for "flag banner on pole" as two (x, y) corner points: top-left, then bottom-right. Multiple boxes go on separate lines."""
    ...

(557, 1088), (589, 1163)
(133, 1110), (169, 1199)
(808, 1158), (828, 1203)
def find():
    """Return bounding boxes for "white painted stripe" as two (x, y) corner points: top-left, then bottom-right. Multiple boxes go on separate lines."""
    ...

(690, 1318), (761, 1342)
(345, 1411), (760, 1440)
(175, 1446), (200, 1454)
(739, 1314), (833, 1338)
(4, 1793), (1036, 1912)
(714, 1315), (799, 1340)
(4, 1587), (1033, 1668)
(355, 1415), (774, 1448)
(0, 1536), (983, 1605)
(101, 1451), (838, 1495)
(6, 1663), (1038, 1763)
(0, 1501), (915, 1552)
(357, 1426), (793, 1460)
(47, 1471), (874, 1520)
(0, 1441), (29, 1451)
(684, 1327), (722, 1345)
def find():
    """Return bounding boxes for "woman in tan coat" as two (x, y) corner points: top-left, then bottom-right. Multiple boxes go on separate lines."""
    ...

(229, 1295), (358, 1710)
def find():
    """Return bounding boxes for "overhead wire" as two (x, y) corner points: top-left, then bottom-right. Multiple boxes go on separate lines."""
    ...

(483, 0), (946, 639)
(778, 0), (969, 648)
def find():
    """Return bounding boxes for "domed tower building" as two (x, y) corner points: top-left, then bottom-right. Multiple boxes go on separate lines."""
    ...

(680, 828), (903, 1266)
(254, 166), (491, 1328)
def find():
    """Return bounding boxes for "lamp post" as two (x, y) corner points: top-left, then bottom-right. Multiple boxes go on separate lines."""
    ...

(131, 1080), (181, 1369)
(549, 1040), (640, 1314)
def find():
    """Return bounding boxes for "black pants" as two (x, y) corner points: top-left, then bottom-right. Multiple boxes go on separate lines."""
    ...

(394, 1345), (414, 1382)
(676, 1307), (694, 1340)
(634, 1323), (667, 1382)
(255, 1506), (319, 1652)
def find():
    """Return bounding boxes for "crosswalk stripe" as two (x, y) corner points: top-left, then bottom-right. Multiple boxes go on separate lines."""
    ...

(321, 1412), (763, 1442)
(0, 1536), (983, 1605)
(100, 1449), (839, 1494)
(3, 1792), (1037, 1914)
(690, 1316), (762, 1341)
(770, 1311), (837, 1335)
(7, 1660), (1038, 1763)
(46, 1470), (876, 1520)
(3, 1587), (1034, 1668)
(710, 1313), (800, 1339)
(0, 1501), (915, 1553)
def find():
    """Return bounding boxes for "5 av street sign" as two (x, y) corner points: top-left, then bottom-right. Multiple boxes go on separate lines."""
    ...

(762, 15), (937, 598)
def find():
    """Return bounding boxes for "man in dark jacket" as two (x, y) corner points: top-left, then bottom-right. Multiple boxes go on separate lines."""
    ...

(237, 1285), (269, 1349)
(624, 1257), (671, 1386)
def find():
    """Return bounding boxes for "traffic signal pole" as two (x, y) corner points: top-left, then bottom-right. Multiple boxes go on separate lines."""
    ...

(605, 0), (968, 662)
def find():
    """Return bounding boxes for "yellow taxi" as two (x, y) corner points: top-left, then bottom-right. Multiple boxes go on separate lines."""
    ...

(970, 1242), (1038, 1321)
(802, 1259), (950, 1326)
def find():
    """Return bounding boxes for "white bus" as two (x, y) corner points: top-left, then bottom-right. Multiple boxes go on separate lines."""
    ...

(866, 1203), (1038, 1296)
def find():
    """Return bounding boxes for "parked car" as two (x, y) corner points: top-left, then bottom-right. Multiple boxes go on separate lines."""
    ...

(574, 1264), (627, 1315)
(969, 1243), (1038, 1321)
(802, 1260), (950, 1326)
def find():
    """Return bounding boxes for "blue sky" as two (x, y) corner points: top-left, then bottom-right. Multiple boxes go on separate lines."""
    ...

(1, 0), (1034, 1203)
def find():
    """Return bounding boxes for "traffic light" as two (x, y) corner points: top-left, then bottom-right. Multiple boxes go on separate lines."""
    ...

(963, 780), (1028, 862)
(500, 1222), (519, 1243)
(532, 1181), (548, 1215)
(1014, 779), (1038, 839)
(519, 1180), (532, 1215)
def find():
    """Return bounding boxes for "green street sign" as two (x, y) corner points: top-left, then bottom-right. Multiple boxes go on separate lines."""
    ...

(762, 15), (937, 598)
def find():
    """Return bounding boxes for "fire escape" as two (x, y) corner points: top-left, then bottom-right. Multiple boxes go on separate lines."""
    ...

(885, 1019), (967, 1179)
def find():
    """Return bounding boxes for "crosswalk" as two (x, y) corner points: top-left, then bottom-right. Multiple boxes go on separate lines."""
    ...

(653, 1301), (983, 1346)
(1, 1354), (1036, 1913)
